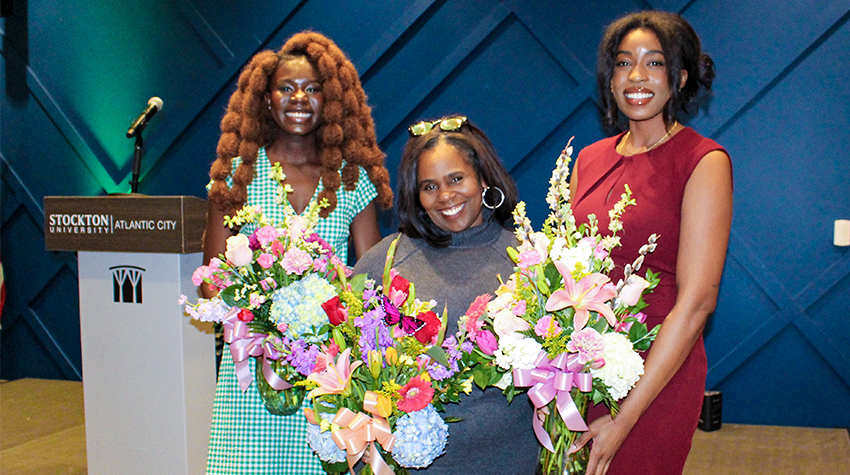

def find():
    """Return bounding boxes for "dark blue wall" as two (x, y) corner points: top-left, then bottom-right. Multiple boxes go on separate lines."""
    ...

(2, 0), (849, 428)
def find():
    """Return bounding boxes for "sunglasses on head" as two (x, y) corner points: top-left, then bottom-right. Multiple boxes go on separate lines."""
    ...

(408, 116), (468, 136)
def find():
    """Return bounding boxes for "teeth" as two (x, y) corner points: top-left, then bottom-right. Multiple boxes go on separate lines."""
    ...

(286, 112), (312, 118)
(442, 204), (463, 216)
(626, 92), (653, 99)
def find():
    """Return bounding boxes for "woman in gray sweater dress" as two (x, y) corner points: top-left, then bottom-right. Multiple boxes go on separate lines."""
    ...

(353, 116), (538, 474)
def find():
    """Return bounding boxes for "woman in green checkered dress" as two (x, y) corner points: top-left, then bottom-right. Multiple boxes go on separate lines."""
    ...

(203, 32), (392, 474)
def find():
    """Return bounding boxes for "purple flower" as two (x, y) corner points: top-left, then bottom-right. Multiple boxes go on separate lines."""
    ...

(248, 232), (261, 251)
(287, 339), (320, 376)
(363, 287), (378, 302)
(425, 336), (464, 380)
(305, 233), (333, 253)
(460, 340), (474, 354)
(354, 305), (392, 356)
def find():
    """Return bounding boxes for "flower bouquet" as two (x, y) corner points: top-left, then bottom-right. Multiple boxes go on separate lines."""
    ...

(461, 140), (660, 475)
(303, 237), (477, 475)
(183, 163), (346, 416)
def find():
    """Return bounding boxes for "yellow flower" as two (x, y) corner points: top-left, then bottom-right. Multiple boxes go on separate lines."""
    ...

(368, 350), (383, 379)
(419, 372), (432, 382)
(385, 347), (398, 366)
(461, 377), (473, 395)
(369, 391), (393, 418)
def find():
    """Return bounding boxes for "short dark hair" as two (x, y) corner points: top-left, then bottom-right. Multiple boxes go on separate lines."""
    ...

(597, 11), (716, 132)
(396, 118), (518, 248)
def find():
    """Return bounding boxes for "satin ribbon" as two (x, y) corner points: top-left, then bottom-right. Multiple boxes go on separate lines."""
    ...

(222, 308), (292, 392)
(330, 393), (397, 475)
(513, 350), (593, 452)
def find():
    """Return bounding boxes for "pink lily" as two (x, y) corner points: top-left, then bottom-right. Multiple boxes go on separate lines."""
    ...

(306, 348), (362, 398)
(545, 261), (617, 330)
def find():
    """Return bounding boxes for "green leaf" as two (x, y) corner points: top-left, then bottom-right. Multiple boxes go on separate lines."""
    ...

(349, 273), (367, 294)
(543, 261), (561, 293)
(628, 322), (649, 344)
(218, 285), (240, 307)
(472, 365), (496, 389)
(425, 346), (450, 367)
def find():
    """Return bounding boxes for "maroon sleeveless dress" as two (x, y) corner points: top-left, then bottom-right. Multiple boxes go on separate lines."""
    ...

(572, 127), (728, 474)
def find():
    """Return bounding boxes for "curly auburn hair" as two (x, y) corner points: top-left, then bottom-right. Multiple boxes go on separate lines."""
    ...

(597, 11), (716, 132)
(207, 31), (393, 217)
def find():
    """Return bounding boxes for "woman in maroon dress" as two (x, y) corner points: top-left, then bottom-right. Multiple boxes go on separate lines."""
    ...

(569, 11), (733, 475)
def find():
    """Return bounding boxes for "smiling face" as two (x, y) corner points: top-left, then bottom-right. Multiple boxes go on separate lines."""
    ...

(611, 28), (684, 124)
(417, 141), (486, 234)
(266, 57), (324, 136)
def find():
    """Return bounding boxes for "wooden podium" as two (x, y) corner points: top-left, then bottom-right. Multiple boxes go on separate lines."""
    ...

(44, 195), (215, 475)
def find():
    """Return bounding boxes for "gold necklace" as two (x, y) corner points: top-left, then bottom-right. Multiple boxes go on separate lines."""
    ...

(621, 121), (678, 153)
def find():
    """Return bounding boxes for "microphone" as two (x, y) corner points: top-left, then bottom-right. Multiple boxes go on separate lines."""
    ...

(126, 97), (163, 138)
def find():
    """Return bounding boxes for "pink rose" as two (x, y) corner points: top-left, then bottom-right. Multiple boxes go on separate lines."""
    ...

(270, 240), (286, 257)
(225, 234), (253, 267)
(619, 276), (650, 307)
(492, 309), (530, 338)
(256, 253), (275, 269)
(476, 330), (499, 355)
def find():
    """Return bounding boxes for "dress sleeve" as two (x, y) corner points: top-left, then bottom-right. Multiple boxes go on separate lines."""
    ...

(349, 166), (378, 216)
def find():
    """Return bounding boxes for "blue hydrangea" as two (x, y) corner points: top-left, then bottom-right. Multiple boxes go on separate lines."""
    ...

(392, 405), (448, 468)
(305, 413), (346, 464)
(269, 273), (336, 340)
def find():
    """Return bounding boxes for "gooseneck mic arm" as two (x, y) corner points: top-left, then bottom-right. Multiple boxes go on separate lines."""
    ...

(126, 97), (163, 193)
(129, 135), (144, 194)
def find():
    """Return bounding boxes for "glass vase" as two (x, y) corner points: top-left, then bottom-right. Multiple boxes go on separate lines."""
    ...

(535, 390), (591, 475)
(254, 357), (305, 416)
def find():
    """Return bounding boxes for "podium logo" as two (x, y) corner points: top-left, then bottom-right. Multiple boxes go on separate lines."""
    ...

(110, 266), (145, 304)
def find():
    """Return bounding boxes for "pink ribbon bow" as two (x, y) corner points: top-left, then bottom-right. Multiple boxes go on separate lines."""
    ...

(222, 308), (292, 392)
(513, 350), (593, 452)
(330, 395), (396, 475)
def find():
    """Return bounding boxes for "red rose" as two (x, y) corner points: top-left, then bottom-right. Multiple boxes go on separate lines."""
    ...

(321, 296), (348, 326)
(414, 310), (441, 345)
(237, 308), (254, 322)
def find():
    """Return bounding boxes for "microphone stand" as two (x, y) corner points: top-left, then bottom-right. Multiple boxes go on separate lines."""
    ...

(129, 133), (144, 194)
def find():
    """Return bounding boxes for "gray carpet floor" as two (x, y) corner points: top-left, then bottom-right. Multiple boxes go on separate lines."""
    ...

(2, 378), (849, 474)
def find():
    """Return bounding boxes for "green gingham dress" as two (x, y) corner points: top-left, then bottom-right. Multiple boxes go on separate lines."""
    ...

(206, 148), (377, 474)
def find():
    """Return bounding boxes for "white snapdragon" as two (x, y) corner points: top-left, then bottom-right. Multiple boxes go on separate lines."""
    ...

(551, 238), (593, 273)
